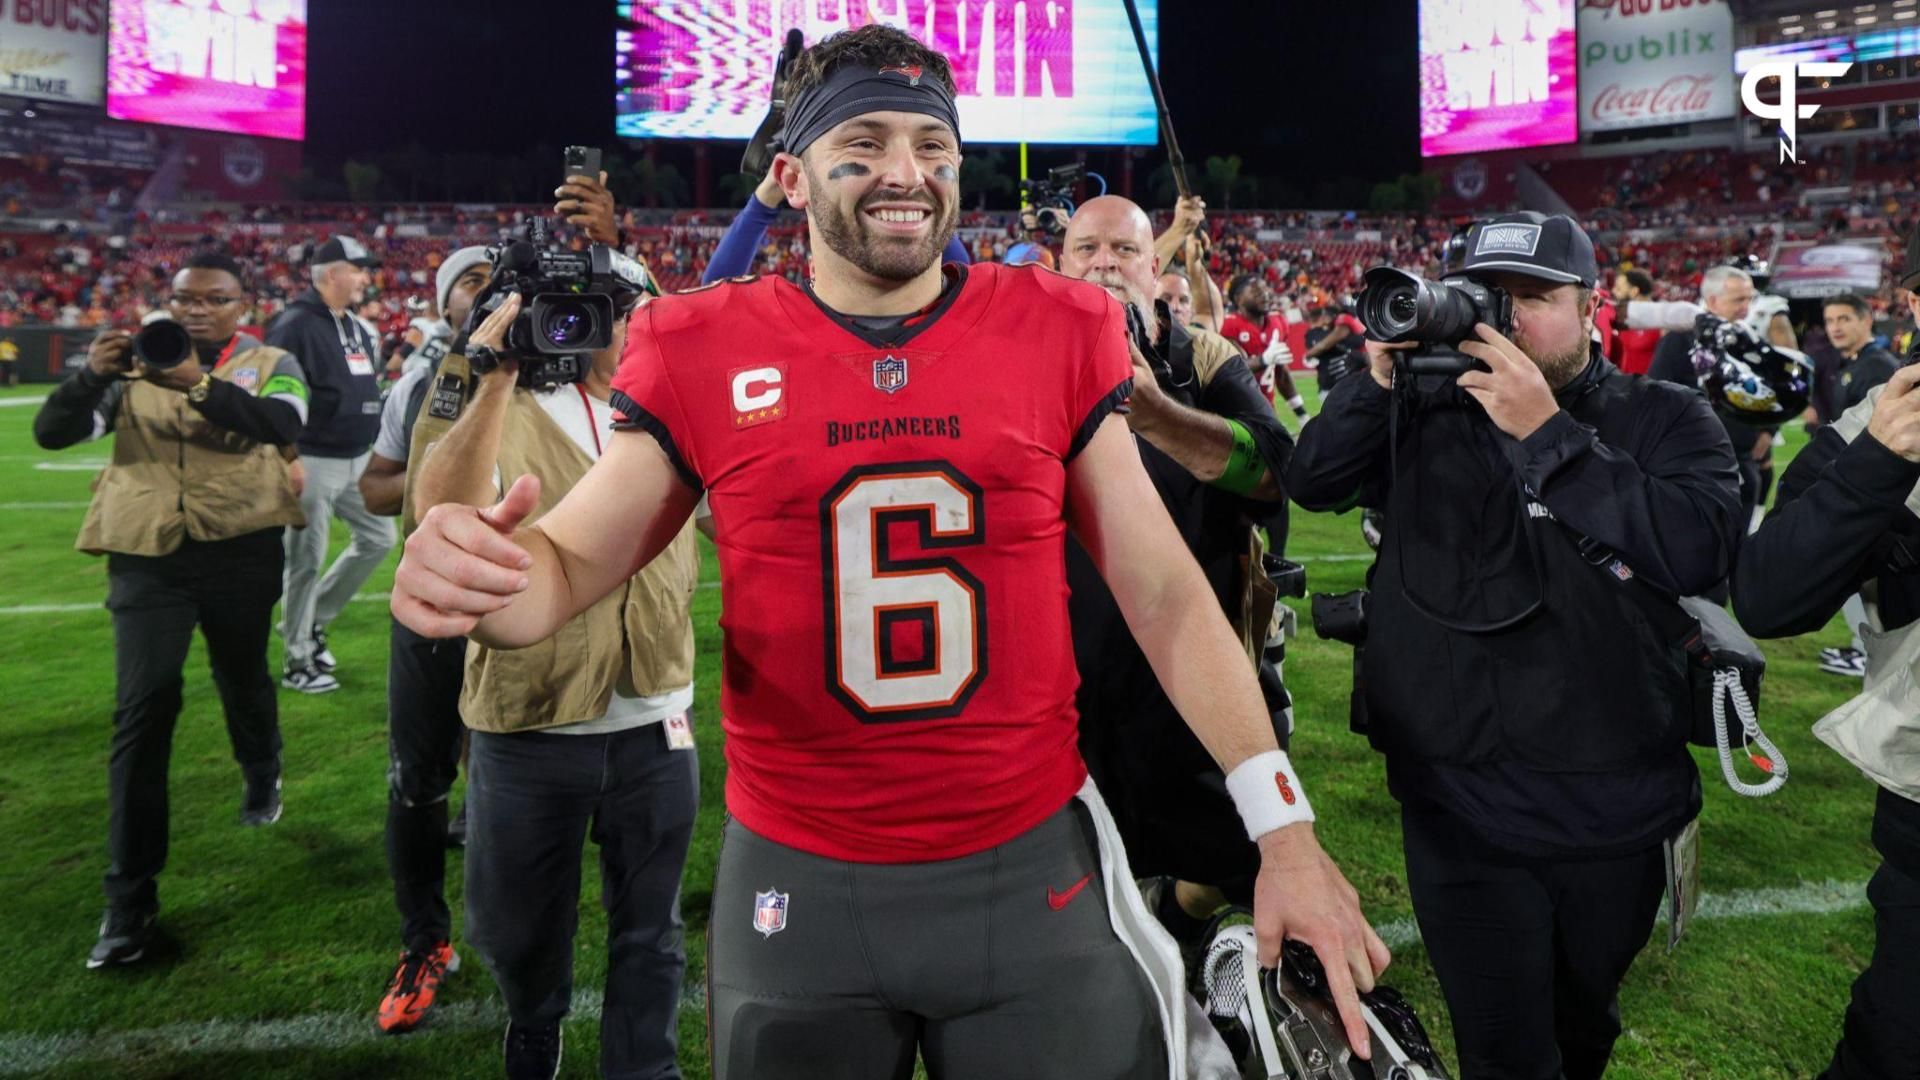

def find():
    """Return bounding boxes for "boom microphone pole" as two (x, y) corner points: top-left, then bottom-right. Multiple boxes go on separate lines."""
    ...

(1120, 0), (1189, 198)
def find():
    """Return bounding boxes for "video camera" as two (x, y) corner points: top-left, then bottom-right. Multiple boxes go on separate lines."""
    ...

(1021, 163), (1087, 237)
(466, 214), (653, 390)
(1356, 266), (1513, 378)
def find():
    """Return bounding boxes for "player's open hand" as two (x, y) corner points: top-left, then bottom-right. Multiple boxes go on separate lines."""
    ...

(391, 474), (541, 638)
(1253, 823), (1392, 1061)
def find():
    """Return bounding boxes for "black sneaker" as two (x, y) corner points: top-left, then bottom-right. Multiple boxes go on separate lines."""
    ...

(311, 623), (336, 674)
(87, 907), (155, 970)
(241, 771), (282, 826)
(503, 1021), (562, 1080)
(446, 801), (467, 849)
(1819, 646), (1868, 677)
(282, 660), (340, 694)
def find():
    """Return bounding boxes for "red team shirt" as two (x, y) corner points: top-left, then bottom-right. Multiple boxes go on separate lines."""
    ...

(1218, 311), (1290, 362)
(609, 263), (1134, 863)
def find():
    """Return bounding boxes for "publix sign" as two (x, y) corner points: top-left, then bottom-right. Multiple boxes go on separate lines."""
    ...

(1578, 0), (1735, 132)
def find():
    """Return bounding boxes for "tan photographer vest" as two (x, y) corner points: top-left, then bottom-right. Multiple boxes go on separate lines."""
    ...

(415, 366), (698, 734)
(75, 341), (306, 557)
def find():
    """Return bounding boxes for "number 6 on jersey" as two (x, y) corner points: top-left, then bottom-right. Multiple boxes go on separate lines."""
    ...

(822, 462), (988, 722)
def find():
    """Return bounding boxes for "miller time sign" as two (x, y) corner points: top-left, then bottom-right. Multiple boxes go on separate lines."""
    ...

(1578, 0), (1735, 133)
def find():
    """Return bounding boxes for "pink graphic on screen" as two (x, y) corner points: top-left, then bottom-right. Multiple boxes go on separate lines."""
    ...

(107, 0), (308, 142)
(1419, 0), (1577, 158)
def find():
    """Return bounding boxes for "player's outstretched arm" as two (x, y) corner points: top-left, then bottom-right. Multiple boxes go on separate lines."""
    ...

(1065, 413), (1390, 1059)
(393, 428), (697, 649)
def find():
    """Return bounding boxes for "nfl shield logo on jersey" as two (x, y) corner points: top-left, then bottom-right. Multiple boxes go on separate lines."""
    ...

(873, 355), (908, 395)
(753, 889), (788, 938)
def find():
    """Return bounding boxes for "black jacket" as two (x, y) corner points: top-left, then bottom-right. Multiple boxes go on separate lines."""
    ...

(267, 288), (381, 457)
(1289, 352), (1741, 854)
(1070, 317), (1293, 893)
(1839, 343), (1901, 412)
(1731, 404), (1920, 878)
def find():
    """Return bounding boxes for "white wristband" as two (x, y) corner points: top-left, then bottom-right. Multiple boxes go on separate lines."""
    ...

(1226, 749), (1315, 840)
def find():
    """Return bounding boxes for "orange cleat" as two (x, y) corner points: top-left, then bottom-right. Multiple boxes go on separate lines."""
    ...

(376, 942), (459, 1034)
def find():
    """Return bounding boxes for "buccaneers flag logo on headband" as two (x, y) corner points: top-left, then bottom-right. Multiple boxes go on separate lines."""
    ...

(878, 64), (923, 85)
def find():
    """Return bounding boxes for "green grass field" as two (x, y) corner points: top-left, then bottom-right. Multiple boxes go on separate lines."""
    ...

(0, 379), (1887, 1078)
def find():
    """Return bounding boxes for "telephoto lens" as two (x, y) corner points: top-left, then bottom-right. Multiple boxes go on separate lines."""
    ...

(132, 319), (195, 371)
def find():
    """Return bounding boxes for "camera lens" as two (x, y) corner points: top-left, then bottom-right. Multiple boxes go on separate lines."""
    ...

(132, 319), (195, 371)
(1359, 266), (1483, 345)
(538, 301), (596, 350)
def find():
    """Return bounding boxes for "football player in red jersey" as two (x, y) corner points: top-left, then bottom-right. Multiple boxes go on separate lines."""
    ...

(1220, 273), (1310, 423)
(392, 25), (1387, 1077)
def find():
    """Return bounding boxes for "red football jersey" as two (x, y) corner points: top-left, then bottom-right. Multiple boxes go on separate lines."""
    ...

(1219, 311), (1290, 361)
(610, 263), (1133, 863)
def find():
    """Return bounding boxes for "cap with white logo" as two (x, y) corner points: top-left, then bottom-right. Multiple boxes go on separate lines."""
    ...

(1447, 212), (1598, 288)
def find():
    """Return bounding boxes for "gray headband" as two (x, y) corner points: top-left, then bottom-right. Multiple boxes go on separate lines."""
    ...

(776, 63), (961, 158)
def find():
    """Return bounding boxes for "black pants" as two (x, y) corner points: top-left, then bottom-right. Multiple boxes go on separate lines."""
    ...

(1823, 856), (1920, 1079)
(1401, 806), (1668, 1080)
(466, 721), (698, 1080)
(103, 530), (285, 914)
(384, 618), (466, 953)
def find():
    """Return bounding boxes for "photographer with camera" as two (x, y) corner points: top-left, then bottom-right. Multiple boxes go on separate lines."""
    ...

(1221, 272), (1310, 424)
(1058, 194), (1299, 965)
(32, 252), (311, 969)
(267, 235), (393, 693)
(1289, 212), (1743, 1079)
(1731, 235), (1920, 1080)
(408, 220), (697, 1080)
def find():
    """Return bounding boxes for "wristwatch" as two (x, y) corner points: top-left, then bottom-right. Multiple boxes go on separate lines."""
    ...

(186, 373), (214, 404)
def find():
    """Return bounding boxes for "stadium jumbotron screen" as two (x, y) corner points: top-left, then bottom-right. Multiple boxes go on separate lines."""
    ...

(1418, 0), (1577, 158)
(106, 0), (309, 142)
(616, 1), (1161, 146)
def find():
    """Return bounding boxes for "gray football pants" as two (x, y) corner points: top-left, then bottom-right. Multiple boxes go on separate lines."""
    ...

(280, 451), (393, 666)
(707, 800), (1169, 1080)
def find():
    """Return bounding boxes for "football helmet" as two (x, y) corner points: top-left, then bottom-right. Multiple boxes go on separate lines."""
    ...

(1688, 314), (1812, 430)
(1199, 912), (1450, 1080)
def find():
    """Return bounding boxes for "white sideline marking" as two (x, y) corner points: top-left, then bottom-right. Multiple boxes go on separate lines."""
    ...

(1370, 876), (1869, 952)
(0, 984), (706, 1076)
(0, 502), (89, 510)
(32, 462), (105, 472)
(0, 879), (1867, 1073)
(0, 398), (45, 408)
(0, 584), (720, 617)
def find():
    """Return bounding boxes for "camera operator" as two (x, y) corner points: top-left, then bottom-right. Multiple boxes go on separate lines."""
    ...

(32, 252), (311, 969)
(1058, 195), (1298, 955)
(268, 235), (393, 693)
(1288, 213), (1742, 1079)
(1221, 272), (1310, 423)
(354, 244), (492, 1034)
(1730, 236), (1920, 1080)
(410, 274), (698, 1078)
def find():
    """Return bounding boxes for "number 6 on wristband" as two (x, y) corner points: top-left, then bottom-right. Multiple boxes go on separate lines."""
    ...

(1226, 749), (1315, 839)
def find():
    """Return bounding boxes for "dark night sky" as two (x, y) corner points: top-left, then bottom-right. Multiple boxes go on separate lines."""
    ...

(301, 1), (1422, 202)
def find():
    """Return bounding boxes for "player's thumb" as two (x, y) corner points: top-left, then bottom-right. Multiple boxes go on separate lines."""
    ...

(479, 474), (541, 534)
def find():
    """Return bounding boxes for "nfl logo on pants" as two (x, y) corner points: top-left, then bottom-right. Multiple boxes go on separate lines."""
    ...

(753, 889), (788, 938)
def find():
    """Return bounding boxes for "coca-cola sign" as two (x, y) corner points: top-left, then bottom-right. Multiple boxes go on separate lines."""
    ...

(1578, 0), (1734, 132)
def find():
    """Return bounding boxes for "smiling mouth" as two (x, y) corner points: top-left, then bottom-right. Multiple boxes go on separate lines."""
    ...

(865, 206), (932, 228)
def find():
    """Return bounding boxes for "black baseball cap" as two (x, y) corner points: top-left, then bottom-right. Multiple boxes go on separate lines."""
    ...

(309, 234), (380, 268)
(1447, 212), (1598, 288)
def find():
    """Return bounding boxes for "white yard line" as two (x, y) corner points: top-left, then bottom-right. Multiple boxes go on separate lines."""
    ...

(0, 502), (90, 510)
(0, 584), (720, 618)
(0, 878), (1868, 1074)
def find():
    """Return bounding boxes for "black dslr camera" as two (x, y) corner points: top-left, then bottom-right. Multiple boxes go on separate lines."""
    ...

(1021, 163), (1086, 237)
(467, 216), (652, 390)
(1356, 266), (1513, 377)
(132, 319), (195, 371)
